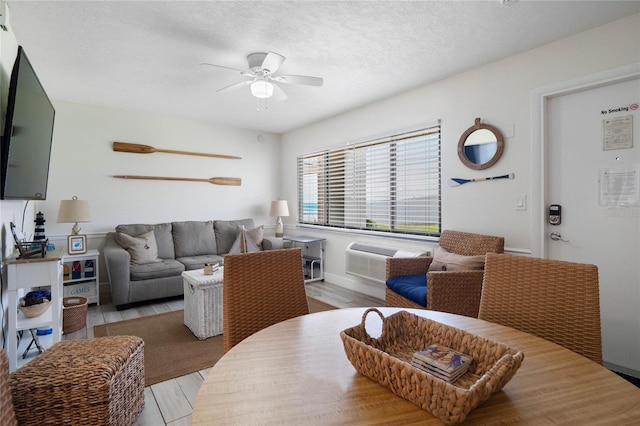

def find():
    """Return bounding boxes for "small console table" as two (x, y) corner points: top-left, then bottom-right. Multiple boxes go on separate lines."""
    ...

(5, 248), (64, 372)
(283, 236), (325, 283)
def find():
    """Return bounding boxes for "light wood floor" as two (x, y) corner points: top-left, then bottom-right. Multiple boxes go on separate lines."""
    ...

(28, 282), (383, 425)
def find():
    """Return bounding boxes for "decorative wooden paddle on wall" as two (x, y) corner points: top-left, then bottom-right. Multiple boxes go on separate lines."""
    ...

(113, 175), (241, 186)
(449, 173), (514, 187)
(113, 142), (242, 160)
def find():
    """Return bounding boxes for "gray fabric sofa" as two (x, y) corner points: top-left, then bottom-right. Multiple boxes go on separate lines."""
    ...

(104, 218), (261, 310)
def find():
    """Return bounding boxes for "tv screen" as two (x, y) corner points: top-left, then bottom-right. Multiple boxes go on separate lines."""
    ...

(1, 46), (55, 200)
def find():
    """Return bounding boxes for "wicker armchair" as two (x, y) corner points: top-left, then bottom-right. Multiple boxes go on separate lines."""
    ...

(479, 253), (602, 364)
(223, 248), (310, 352)
(385, 230), (504, 317)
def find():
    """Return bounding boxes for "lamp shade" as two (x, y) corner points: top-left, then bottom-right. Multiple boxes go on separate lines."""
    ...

(57, 197), (91, 224)
(270, 200), (289, 217)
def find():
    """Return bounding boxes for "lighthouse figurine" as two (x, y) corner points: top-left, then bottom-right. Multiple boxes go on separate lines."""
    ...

(34, 212), (46, 242)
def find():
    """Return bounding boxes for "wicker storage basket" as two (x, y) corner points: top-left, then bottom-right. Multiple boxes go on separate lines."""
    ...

(340, 308), (525, 425)
(62, 296), (88, 334)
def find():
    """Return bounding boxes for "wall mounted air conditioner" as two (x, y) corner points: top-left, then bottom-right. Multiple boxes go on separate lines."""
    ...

(345, 242), (428, 283)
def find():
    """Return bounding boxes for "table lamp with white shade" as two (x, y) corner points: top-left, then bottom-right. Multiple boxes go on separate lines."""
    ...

(57, 196), (91, 254)
(270, 200), (289, 238)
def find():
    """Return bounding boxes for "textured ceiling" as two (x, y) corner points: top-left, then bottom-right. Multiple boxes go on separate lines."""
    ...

(5, 1), (640, 134)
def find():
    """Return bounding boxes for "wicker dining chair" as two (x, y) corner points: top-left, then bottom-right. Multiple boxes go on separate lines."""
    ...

(479, 253), (602, 364)
(385, 230), (504, 317)
(223, 248), (310, 352)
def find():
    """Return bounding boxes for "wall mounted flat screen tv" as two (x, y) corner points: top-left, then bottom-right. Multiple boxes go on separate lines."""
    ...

(1, 46), (55, 200)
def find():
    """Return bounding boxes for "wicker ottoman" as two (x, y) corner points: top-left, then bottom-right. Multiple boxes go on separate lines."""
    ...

(10, 335), (144, 426)
(183, 267), (224, 339)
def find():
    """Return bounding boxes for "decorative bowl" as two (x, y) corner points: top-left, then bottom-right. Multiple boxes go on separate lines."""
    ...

(19, 299), (51, 318)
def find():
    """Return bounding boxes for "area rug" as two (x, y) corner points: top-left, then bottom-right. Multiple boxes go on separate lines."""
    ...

(306, 297), (336, 313)
(94, 297), (335, 386)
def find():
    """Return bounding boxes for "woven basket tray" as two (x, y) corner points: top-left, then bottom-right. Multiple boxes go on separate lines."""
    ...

(340, 308), (525, 425)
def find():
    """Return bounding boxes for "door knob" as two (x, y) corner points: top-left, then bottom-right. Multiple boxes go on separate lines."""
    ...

(550, 232), (569, 242)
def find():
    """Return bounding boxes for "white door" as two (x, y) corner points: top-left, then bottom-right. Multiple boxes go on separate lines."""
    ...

(545, 76), (640, 374)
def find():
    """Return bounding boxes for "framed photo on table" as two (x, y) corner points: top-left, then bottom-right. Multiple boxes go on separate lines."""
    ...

(67, 235), (87, 255)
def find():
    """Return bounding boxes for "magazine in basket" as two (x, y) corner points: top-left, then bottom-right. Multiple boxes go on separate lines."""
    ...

(411, 343), (473, 382)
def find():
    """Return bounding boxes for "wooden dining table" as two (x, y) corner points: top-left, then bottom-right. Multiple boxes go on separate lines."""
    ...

(191, 307), (640, 425)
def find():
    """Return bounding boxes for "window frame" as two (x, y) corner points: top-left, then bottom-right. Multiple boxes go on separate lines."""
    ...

(297, 123), (441, 238)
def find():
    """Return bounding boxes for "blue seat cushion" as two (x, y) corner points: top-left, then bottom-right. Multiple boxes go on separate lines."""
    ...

(386, 274), (427, 307)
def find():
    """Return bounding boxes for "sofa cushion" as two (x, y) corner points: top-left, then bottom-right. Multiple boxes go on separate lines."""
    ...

(214, 218), (255, 254)
(116, 231), (162, 265)
(116, 223), (175, 259)
(428, 247), (485, 272)
(386, 274), (427, 307)
(177, 254), (225, 271)
(172, 221), (216, 258)
(129, 259), (185, 281)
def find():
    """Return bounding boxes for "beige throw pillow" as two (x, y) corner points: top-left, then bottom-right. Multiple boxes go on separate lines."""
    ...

(245, 225), (264, 250)
(428, 247), (485, 272)
(117, 230), (162, 265)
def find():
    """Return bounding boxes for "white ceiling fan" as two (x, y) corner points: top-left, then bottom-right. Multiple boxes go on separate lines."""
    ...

(201, 51), (323, 101)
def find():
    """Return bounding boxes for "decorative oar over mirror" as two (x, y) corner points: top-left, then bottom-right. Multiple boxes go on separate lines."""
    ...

(457, 118), (504, 170)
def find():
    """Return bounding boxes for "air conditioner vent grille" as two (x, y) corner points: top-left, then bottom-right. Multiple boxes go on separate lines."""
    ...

(348, 243), (398, 257)
(345, 242), (428, 283)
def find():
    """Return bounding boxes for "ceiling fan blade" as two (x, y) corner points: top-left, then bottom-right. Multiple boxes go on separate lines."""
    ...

(200, 62), (254, 77)
(273, 74), (324, 87)
(217, 79), (254, 94)
(200, 62), (249, 74)
(272, 83), (288, 101)
(261, 52), (285, 74)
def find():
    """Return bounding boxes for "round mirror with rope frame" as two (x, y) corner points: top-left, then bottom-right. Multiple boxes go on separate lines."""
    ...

(457, 117), (505, 170)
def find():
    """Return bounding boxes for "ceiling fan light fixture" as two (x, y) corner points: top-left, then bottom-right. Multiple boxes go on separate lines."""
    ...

(251, 80), (274, 99)
(203, 51), (321, 102)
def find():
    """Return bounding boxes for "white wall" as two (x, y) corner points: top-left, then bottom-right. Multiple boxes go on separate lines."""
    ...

(35, 101), (281, 236)
(281, 14), (640, 293)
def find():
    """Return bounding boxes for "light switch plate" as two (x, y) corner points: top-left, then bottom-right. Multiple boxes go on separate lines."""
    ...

(516, 194), (527, 210)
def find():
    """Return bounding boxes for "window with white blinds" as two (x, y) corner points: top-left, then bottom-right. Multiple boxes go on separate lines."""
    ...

(297, 124), (441, 236)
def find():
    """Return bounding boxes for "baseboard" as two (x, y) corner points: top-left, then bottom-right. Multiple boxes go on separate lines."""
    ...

(604, 361), (640, 379)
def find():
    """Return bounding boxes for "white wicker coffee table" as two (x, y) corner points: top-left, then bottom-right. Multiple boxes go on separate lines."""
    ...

(182, 267), (223, 339)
